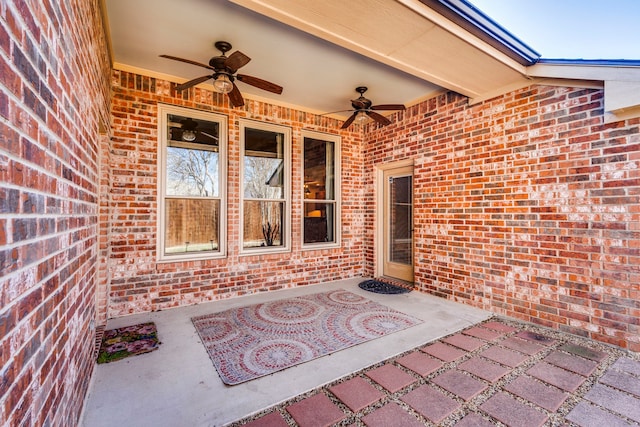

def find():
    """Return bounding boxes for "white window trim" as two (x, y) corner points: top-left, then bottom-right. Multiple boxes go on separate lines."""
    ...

(156, 104), (227, 262)
(301, 130), (341, 250)
(239, 119), (292, 256)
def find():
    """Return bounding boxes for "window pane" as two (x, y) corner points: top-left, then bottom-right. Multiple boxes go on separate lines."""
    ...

(389, 176), (412, 264)
(304, 202), (334, 244)
(166, 146), (219, 197)
(244, 128), (284, 199)
(168, 113), (219, 148)
(165, 199), (219, 254)
(304, 138), (334, 200)
(243, 200), (284, 248)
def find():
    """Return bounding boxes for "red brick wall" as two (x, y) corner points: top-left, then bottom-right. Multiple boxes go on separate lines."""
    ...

(107, 70), (365, 316)
(365, 88), (640, 352)
(0, 0), (110, 426)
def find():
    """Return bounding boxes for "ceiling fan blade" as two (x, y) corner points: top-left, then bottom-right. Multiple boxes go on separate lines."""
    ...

(371, 104), (406, 111)
(225, 51), (251, 72)
(236, 74), (283, 94)
(366, 111), (392, 126)
(341, 112), (358, 129)
(159, 55), (215, 71)
(200, 131), (219, 141)
(320, 109), (354, 116)
(228, 82), (245, 107)
(176, 75), (212, 91)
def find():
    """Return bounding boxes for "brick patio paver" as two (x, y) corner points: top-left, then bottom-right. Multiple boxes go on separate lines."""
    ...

(515, 331), (557, 346)
(401, 385), (461, 424)
(329, 377), (384, 412)
(232, 319), (639, 427)
(462, 326), (505, 341)
(361, 402), (424, 427)
(397, 351), (443, 377)
(455, 412), (499, 427)
(444, 333), (486, 351)
(480, 345), (529, 367)
(421, 341), (467, 362)
(566, 402), (635, 427)
(243, 411), (289, 427)
(285, 394), (346, 427)
(600, 368), (640, 396)
(559, 343), (608, 362)
(480, 392), (548, 427)
(482, 321), (518, 333)
(611, 357), (640, 377)
(527, 361), (586, 392)
(365, 364), (416, 393)
(459, 356), (510, 382)
(584, 383), (640, 423)
(501, 337), (545, 355)
(504, 376), (568, 411)
(432, 370), (487, 401)
(544, 350), (599, 376)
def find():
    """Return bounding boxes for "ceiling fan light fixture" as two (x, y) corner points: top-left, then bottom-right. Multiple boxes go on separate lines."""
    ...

(213, 74), (233, 94)
(182, 129), (197, 141)
(356, 111), (368, 123)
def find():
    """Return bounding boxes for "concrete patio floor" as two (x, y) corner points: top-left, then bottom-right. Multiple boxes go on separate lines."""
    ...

(80, 278), (640, 427)
(80, 278), (491, 426)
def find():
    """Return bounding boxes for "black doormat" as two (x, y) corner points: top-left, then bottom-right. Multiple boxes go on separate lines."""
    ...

(358, 279), (411, 294)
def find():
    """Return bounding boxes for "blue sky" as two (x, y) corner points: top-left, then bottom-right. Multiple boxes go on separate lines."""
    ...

(469, 0), (640, 60)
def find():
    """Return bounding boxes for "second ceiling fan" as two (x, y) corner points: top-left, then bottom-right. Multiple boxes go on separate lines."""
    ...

(339, 87), (406, 129)
(160, 41), (283, 108)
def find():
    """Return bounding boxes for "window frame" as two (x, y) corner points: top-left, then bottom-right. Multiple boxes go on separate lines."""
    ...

(239, 119), (292, 255)
(301, 130), (341, 250)
(156, 104), (227, 262)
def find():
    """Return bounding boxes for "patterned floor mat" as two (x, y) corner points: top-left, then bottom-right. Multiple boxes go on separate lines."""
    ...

(96, 322), (160, 364)
(192, 289), (423, 385)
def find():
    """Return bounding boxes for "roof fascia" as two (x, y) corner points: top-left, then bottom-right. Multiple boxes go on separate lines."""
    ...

(419, 0), (540, 65)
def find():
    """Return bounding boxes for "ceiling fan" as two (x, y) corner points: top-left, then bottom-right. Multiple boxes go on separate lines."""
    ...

(337, 86), (406, 129)
(160, 41), (283, 108)
(169, 118), (218, 143)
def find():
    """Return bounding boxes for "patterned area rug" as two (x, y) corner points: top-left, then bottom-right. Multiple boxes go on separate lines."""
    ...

(97, 322), (160, 364)
(192, 289), (423, 385)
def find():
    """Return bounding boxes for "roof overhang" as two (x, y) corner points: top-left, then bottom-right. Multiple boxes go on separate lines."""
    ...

(229, 0), (537, 100)
(528, 59), (640, 122)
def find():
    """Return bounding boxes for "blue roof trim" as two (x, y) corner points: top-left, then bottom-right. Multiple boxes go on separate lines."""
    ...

(538, 58), (640, 67)
(420, 0), (540, 65)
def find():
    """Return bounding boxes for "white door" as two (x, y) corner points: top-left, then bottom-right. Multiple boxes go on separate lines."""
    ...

(382, 166), (414, 282)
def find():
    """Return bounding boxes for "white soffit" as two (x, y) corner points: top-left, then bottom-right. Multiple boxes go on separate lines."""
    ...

(528, 62), (640, 121)
(229, 0), (531, 99)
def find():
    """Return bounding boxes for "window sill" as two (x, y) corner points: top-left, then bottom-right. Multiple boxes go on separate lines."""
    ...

(302, 243), (340, 251)
(156, 252), (226, 263)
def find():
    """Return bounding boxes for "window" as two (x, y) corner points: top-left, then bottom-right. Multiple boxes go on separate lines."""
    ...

(302, 131), (340, 248)
(240, 120), (291, 253)
(157, 105), (227, 261)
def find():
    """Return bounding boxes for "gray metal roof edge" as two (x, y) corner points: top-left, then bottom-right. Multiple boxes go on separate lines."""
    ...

(420, 0), (541, 65)
(538, 58), (640, 67)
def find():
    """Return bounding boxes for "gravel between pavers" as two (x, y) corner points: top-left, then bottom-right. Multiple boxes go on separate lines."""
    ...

(229, 316), (640, 427)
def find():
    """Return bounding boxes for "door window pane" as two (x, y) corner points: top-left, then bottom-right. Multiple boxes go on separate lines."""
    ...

(389, 176), (412, 265)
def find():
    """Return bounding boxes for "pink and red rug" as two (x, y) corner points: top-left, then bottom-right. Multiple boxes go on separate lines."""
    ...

(192, 289), (423, 385)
